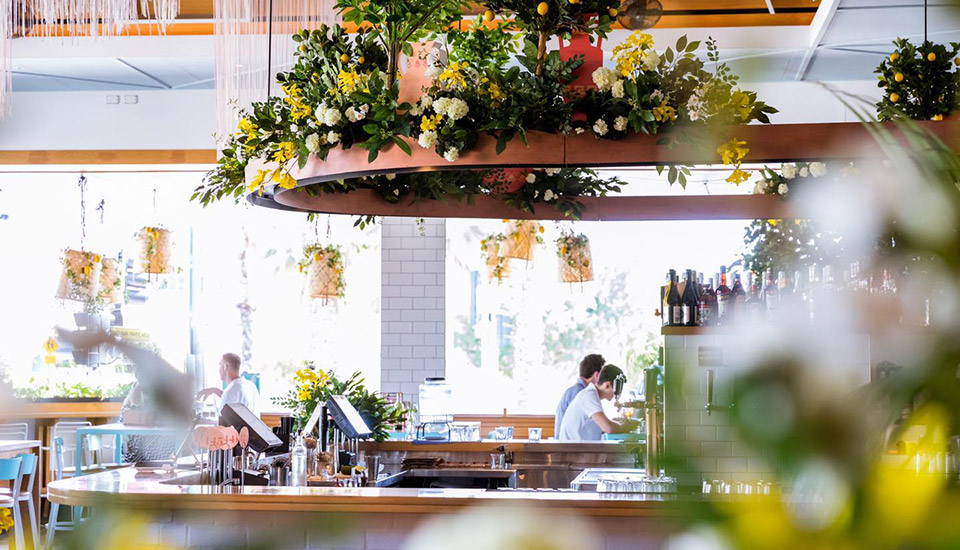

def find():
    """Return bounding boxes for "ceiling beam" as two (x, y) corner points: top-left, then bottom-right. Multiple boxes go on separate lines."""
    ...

(11, 70), (166, 89)
(794, 0), (841, 80)
(114, 58), (173, 89)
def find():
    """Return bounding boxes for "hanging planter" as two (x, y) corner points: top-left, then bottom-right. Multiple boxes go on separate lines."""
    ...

(98, 258), (124, 305)
(480, 233), (510, 283)
(499, 220), (544, 262)
(556, 230), (594, 284)
(56, 249), (102, 303)
(136, 226), (173, 275)
(300, 243), (346, 302)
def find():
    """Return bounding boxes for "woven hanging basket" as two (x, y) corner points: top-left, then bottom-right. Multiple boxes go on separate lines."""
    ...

(98, 258), (124, 305)
(303, 248), (345, 302)
(56, 249), (102, 302)
(557, 233), (594, 284)
(482, 237), (511, 282)
(500, 221), (542, 262)
(137, 226), (172, 275)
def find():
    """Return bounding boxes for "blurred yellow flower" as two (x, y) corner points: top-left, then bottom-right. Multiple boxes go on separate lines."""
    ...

(420, 113), (443, 132)
(718, 138), (749, 165)
(439, 61), (467, 89)
(653, 100), (677, 122)
(337, 69), (364, 94)
(247, 170), (269, 194)
(726, 168), (750, 185)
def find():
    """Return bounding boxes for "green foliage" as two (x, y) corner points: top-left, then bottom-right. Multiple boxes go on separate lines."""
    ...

(483, 0), (619, 43)
(500, 168), (621, 219)
(453, 315), (482, 368)
(446, 17), (518, 71)
(876, 38), (960, 121)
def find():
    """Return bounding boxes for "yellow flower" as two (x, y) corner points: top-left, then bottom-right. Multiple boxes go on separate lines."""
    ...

(297, 388), (313, 401)
(298, 264), (304, 273)
(237, 117), (258, 140)
(537, 225), (544, 233)
(92, 254), (102, 263)
(273, 171), (297, 190)
(612, 31), (655, 77)
(725, 167), (751, 185)
(488, 83), (506, 102)
(273, 142), (297, 164)
(730, 90), (752, 121)
(82, 265), (92, 277)
(933, 114), (944, 121)
(420, 113), (443, 132)
(313, 253), (323, 262)
(337, 69), (364, 94)
(717, 138), (749, 165)
(438, 61), (467, 90)
(652, 100), (677, 122)
(249, 169), (268, 193)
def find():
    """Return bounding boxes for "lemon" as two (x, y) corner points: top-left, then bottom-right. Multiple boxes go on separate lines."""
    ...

(609, 7), (618, 16)
(484, 9), (495, 22)
(955, 57), (960, 66)
(340, 53), (349, 63)
(894, 72), (904, 82)
(314, 253), (323, 262)
(569, 0), (580, 4)
(890, 92), (900, 103)
(933, 114), (944, 121)
(537, 1), (549, 15)
(889, 52), (899, 62)
(298, 44), (306, 52)
(358, 56), (365, 64)
(928, 52), (937, 61)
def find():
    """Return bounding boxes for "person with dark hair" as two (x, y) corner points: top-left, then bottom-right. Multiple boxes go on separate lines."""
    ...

(558, 364), (638, 440)
(554, 354), (605, 436)
(196, 352), (260, 416)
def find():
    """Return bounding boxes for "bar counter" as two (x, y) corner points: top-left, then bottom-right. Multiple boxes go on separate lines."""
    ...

(47, 467), (676, 517)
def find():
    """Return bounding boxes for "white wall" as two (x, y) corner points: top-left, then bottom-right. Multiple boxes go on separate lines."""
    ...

(747, 81), (882, 124)
(0, 90), (216, 150)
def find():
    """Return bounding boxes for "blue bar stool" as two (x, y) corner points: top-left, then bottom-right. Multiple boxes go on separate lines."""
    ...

(0, 456), (25, 550)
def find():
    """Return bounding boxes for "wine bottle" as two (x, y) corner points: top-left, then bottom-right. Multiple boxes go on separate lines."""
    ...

(716, 266), (733, 324)
(680, 269), (698, 326)
(699, 277), (718, 326)
(732, 273), (746, 320)
(763, 269), (779, 316)
(744, 272), (762, 323)
(663, 270), (681, 326)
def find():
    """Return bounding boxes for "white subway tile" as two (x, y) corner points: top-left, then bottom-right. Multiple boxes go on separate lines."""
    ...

(424, 333), (444, 346)
(401, 261), (426, 274)
(381, 309), (401, 322)
(412, 273), (436, 286)
(412, 249), (437, 261)
(413, 297), (436, 310)
(413, 346), (437, 358)
(387, 321), (412, 334)
(387, 272), (413, 286)
(700, 441), (732, 457)
(400, 309), (425, 322)
(400, 286), (426, 298)
(747, 457), (775, 473)
(425, 285), (445, 297)
(389, 345), (412, 358)
(684, 425), (717, 442)
(388, 249), (414, 262)
(412, 321), (436, 333)
(400, 333), (425, 346)
(424, 260), (444, 273)
(387, 297), (413, 310)
(716, 457), (748, 473)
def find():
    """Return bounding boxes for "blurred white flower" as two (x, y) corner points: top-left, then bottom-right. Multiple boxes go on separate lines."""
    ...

(651, 89), (663, 102)
(305, 133), (320, 153)
(591, 67), (618, 92)
(665, 526), (732, 550)
(544, 168), (561, 176)
(432, 97), (451, 116)
(322, 108), (342, 126)
(642, 49), (660, 71)
(611, 80), (625, 99)
(425, 65), (442, 79)
(525, 173), (537, 184)
(781, 163), (797, 179)
(443, 147), (459, 162)
(799, 166), (809, 178)
(325, 131), (340, 145)
(614, 116), (629, 132)
(809, 161), (827, 177)
(778, 183), (789, 195)
(403, 504), (599, 550)
(543, 189), (556, 201)
(445, 98), (470, 121)
(385, 173), (396, 181)
(290, 124), (298, 133)
(418, 131), (438, 149)
(593, 119), (609, 136)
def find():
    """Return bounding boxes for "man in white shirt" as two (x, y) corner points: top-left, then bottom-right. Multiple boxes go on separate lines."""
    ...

(554, 354), (604, 437)
(559, 364), (637, 441)
(196, 353), (260, 417)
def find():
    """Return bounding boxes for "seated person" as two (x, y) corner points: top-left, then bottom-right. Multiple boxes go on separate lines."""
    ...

(554, 354), (604, 437)
(558, 364), (638, 441)
(196, 353), (260, 417)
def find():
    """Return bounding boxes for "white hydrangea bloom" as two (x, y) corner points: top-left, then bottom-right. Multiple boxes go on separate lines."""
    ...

(443, 147), (460, 162)
(345, 106), (359, 123)
(544, 168), (561, 176)
(593, 118), (609, 136)
(799, 166), (809, 178)
(305, 133), (320, 153)
(445, 98), (469, 121)
(385, 173), (396, 181)
(543, 189), (556, 201)
(326, 131), (340, 145)
(752, 182), (763, 195)
(781, 163), (798, 179)
(611, 80), (625, 99)
(778, 183), (789, 195)
(425, 65), (442, 79)
(418, 131), (438, 149)
(809, 162), (827, 177)
(614, 116), (629, 132)
(290, 124), (299, 133)
(591, 67), (618, 92)
(432, 97), (451, 116)
(322, 108), (342, 126)
(526, 173), (537, 184)
(642, 49), (660, 71)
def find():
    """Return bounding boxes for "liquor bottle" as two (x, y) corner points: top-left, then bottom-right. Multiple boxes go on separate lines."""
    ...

(290, 432), (308, 487)
(777, 271), (791, 301)
(663, 270), (681, 326)
(680, 269), (699, 326)
(732, 273), (746, 314)
(716, 266), (733, 324)
(698, 277), (717, 326)
(763, 269), (780, 316)
(744, 272), (762, 323)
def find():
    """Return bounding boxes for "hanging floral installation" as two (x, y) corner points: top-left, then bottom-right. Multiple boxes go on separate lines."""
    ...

(556, 230), (594, 284)
(480, 232), (510, 283)
(500, 220), (544, 262)
(750, 161), (829, 199)
(875, 38), (960, 121)
(136, 226), (173, 276)
(191, 0), (778, 223)
(299, 243), (345, 302)
(97, 257), (124, 305)
(56, 249), (103, 303)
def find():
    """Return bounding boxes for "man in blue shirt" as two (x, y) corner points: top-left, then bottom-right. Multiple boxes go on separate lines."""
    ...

(554, 354), (605, 437)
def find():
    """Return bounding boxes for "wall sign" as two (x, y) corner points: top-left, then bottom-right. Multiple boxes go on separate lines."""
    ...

(698, 346), (724, 367)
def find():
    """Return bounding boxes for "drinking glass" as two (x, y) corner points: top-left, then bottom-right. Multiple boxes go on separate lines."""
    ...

(490, 453), (505, 469)
(528, 428), (542, 441)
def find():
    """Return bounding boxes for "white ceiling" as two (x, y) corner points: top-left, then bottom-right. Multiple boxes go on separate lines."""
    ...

(8, 0), (960, 92)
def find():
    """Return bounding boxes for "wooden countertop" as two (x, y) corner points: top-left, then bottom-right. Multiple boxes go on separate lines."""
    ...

(1, 401), (122, 419)
(359, 439), (640, 453)
(47, 468), (681, 518)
